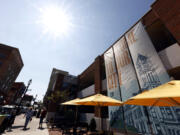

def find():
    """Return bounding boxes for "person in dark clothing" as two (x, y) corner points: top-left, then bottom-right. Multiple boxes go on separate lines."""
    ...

(39, 109), (47, 129)
(0, 114), (10, 134)
(36, 109), (41, 118)
(7, 110), (16, 131)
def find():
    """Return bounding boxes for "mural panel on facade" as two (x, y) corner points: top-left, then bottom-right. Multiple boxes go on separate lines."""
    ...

(104, 48), (125, 130)
(113, 36), (151, 134)
(125, 22), (180, 135)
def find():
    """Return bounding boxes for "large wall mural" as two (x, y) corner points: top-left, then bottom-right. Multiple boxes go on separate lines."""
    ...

(113, 36), (151, 134)
(104, 48), (125, 131)
(125, 22), (170, 89)
(125, 22), (180, 135)
(104, 22), (180, 135)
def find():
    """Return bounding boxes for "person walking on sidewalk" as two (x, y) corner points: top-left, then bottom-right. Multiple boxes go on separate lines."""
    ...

(23, 107), (33, 130)
(39, 108), (47, 129)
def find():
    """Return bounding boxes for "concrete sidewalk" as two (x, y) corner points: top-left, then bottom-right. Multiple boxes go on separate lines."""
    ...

(2, 114), (49, 135)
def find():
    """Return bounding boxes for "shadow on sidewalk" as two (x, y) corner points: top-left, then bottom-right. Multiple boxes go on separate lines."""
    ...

(11, 125), (24, 129)
(39, 127), (45, 130)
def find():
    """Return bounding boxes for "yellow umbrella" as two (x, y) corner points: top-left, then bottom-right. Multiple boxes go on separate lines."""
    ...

(61, 98), (81, 134)
(74, 94), (123, 106)
(75, 94), (123, 132)
(61, 98), (81, 105)
(124, 80), (180, 106)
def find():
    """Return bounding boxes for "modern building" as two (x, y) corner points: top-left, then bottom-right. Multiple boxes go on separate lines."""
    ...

(0, 43), (24, 101)
(44, 0), (180, 134)
(44, 68), (78, 120)
(76, 56), (108, 130)
(6, 82), (26, 105)
(76, 1), (180, 134)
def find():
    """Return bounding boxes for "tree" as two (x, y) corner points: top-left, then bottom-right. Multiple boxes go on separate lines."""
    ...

(47, 90), (69, 103)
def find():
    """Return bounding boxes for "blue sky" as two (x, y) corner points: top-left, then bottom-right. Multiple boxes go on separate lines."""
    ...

(0, 0), (154, 100)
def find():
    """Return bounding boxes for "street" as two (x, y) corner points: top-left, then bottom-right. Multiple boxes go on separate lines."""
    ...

(2, 114), (49, 135)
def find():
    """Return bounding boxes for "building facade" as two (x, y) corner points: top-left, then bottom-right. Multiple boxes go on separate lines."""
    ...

(22, 94), (33, 106)
(44, 0), (180, 134)
(6, 82), (26, 105)
(44, 68), (78, 120)
(0, 43), (24, 101)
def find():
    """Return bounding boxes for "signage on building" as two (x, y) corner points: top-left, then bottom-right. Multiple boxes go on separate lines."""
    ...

(125, 22), (170, 89)
(113, 36), (150, 133)
(113, 37), (139, 101)
(104, 21), (180, 134)
(104, 48), (125, 130)
(125, 22), (180, 135)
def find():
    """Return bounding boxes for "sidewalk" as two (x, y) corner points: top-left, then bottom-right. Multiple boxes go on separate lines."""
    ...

(2, 114), (49, 135)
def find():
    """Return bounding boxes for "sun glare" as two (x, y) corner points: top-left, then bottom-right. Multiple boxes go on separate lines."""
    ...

(38, 5), (72, 38)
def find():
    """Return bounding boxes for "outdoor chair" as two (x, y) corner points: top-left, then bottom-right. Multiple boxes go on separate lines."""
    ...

(76, 122), (89, 135)
(62, 122), (74, 135)
(47, 118), (56, 129)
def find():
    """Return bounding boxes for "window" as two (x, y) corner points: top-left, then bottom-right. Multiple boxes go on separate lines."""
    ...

(0, 53), (5, 59)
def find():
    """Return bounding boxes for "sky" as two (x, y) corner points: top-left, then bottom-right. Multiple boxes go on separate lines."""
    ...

(0, 0), (154, 100)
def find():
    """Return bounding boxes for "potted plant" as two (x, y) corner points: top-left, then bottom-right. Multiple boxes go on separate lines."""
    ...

(89, 118), (96, 131)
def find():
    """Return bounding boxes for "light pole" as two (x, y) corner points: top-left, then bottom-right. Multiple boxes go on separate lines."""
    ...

(16, 79), (32, 113)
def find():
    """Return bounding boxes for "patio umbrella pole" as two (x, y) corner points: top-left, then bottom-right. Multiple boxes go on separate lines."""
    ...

(73, 106), (78, 135)
(74, 94), (123, 135)
(144, 107), (154, 135)
(99, 105), (102, 132)
(61, 98), (81, 135)
(99, 105), (104, 134)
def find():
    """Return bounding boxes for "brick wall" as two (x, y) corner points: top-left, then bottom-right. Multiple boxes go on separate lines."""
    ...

(0, 44), (23, 97)
(151, 0), (180, 44)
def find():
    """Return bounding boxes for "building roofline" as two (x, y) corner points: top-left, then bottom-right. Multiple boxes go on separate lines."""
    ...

(14, 48), (24, 66)
(0, 43), (24, 66)
(79, 9), (154, 76)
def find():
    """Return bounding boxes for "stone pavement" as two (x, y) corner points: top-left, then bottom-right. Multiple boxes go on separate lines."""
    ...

(2, 114), (49, 135)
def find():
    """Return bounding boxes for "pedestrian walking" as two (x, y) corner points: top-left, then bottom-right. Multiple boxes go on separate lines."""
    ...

(39, 108), (47, 129)
(36, 109), (41, 118)
(23, 107), (33, 130)
(7, 110), (16, 131)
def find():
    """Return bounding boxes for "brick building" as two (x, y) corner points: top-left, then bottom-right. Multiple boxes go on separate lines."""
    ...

(0, 43), (24, 101)
(44, 68), (78, 120)
(76, 0), (180, 134)
(44, 0), (180, 134)
(6, 82), (26, 105)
